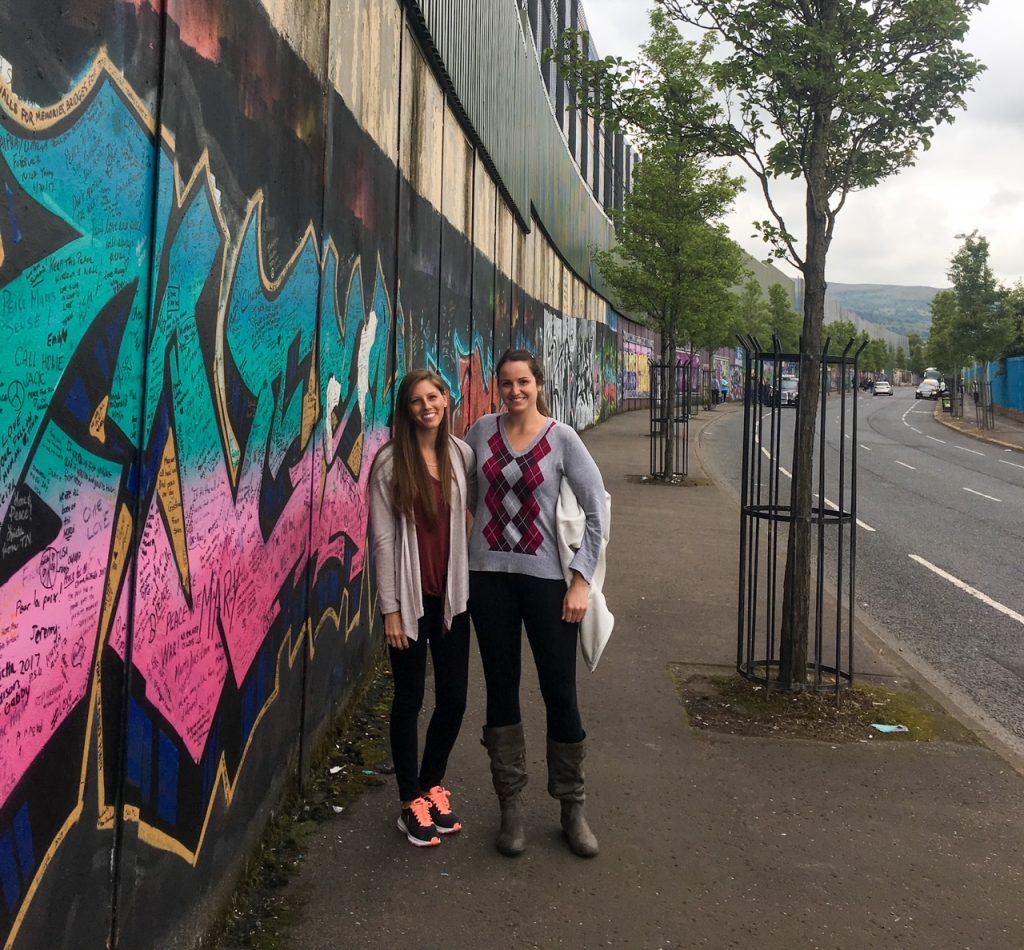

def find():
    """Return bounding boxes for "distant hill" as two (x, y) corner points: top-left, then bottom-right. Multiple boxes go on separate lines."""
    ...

(827, 283), (941, 339)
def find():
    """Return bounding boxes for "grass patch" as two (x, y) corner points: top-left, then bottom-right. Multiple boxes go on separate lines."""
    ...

(670, 666), (980, 745)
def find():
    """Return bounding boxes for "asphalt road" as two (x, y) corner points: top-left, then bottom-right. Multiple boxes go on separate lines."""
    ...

(699, 388), (1024, 758)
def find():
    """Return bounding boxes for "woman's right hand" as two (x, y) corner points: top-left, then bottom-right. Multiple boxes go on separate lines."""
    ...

(383, 612), (409, 650)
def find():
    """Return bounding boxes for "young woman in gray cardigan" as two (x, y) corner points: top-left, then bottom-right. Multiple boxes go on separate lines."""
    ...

(369, 369), (475, 847)
(465, 349), (607, 859)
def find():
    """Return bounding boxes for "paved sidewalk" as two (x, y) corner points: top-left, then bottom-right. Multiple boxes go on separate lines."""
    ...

(280, 407), (1024, 949)
(933, 402), (1024, 453)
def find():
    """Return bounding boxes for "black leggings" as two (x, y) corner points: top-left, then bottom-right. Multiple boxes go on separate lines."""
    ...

(469, 571), (584, 744)
(388, 596), (470, 803)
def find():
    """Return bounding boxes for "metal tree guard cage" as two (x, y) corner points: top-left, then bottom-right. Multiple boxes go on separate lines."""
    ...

(736, 335), (867, 692)
(648, 358), (690, 479)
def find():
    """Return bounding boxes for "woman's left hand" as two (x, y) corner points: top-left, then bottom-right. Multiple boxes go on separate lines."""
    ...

(562, 573), (590, 624)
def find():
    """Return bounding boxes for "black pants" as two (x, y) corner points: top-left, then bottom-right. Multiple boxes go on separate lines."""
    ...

(469, 571), (584, 744)
(388, 596), (470, 803)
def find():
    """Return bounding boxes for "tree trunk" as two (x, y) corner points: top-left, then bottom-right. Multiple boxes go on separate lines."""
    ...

(779, 25), (833, 687)
(779, 269), (824, 686)
(662, 335), (674, 478)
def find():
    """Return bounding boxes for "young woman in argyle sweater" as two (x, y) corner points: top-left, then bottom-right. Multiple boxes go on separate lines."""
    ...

(465, 349), (607, 859)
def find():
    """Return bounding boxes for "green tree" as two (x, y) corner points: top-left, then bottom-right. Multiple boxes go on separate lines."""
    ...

(736, 274), (771, 342)
(766, 284), (802, 352)
(823, 319), (859, 354)
(868, 337), (892, 374)
(907, 333), (927, 376)
(551, 14), (746, 476)
(653, 0), (986, 686)
(925, 289), (961, 374)
(948, 231), (1012, 365)
(593, 145), (746, 475)
(552, 2), (985, 685)
(1003, 282), (1024, 358)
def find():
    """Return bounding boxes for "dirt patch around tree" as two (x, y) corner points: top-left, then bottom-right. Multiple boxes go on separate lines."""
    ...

(670, 664), (981, 745)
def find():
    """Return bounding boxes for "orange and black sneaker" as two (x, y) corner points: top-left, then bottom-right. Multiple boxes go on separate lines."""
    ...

(425, 785), (462, 834)
(397, 797), (441, 847)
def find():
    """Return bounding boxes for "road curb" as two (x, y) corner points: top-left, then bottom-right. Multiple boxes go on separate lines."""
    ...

(931, 404), (1024, 453)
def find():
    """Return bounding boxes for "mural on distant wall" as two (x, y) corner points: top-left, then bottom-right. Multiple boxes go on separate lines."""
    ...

(621, 333), (653, 400)
(0, 7), (622, 948)
(544, 309), (598, 429)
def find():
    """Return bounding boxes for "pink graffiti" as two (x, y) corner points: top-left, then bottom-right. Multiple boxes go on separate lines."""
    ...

(0, 484), (118, 803)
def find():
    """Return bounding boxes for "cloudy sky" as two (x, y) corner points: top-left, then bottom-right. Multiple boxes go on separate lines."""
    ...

(579, 0), (1023, 290)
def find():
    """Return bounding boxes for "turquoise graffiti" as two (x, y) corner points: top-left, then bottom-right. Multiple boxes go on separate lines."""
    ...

(0, 53), (392, 940)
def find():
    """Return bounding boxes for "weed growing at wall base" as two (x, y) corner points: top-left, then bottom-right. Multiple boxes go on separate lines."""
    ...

(205, 653), (394, 950)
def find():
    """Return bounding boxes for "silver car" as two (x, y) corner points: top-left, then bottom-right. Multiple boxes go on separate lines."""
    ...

(777, 375), (799, 406)
(873, 379), (893, 395)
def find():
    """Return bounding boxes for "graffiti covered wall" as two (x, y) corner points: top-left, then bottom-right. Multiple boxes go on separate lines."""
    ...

(0, 0), (631, 946)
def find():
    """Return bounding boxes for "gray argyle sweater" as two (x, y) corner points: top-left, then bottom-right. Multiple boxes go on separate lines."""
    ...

(465, 414), (606, 583)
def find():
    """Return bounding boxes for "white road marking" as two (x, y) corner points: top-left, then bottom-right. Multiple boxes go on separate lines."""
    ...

(908, 427), (922, 434)
(895, 461), (915, 470)
(760, 446), (791, 478)
(860, 444), (871, 451)
(927, 435), (946, 444)
(963, 487), (1001, 503)
(813, 493), (876, 532)
(909, 555), (1024, 627)
(955, 445), (985, 456)
(1000, 459), (1024, 470)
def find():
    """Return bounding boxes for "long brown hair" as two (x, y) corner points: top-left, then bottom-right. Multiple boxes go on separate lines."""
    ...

(389, 369), (454, 526)
(495, 348), (551, 417)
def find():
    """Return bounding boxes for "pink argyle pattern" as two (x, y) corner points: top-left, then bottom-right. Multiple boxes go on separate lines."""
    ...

(481, 428), (552, 554)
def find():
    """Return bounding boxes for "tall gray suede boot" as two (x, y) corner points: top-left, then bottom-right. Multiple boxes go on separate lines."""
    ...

(481, 724), (528, 856)
(546, 737), (599, 858)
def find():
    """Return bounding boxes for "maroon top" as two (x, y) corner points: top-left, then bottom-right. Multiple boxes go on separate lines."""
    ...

(414, 478), (450, 599)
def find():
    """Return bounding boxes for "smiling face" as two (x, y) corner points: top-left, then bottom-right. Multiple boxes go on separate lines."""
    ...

(407, 379), (448, 431)
(498, 360), (541, 415)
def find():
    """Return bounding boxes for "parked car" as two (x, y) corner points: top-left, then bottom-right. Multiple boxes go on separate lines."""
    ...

(776, 375), (799, 407)
(873, 379), (893, 396)
(915, 379), (940, 400)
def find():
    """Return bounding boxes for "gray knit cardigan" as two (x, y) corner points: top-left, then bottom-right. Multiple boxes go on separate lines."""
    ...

(368, 437), (475, 641)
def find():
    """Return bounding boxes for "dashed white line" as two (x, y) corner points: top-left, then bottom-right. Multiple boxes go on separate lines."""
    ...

(927, 435), (946, 444)
(813, 494), (876, 532)
(963, 487), (1001, 503)
(910, 555), (1024, 627)
(908, 426), (922, 434)
(1000, 459), (1024, 470)
(955, 445), (985, 456)
(895, 461), (915, 470)
(760, 446), (791, 479)
(860, 444), (872, 452)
